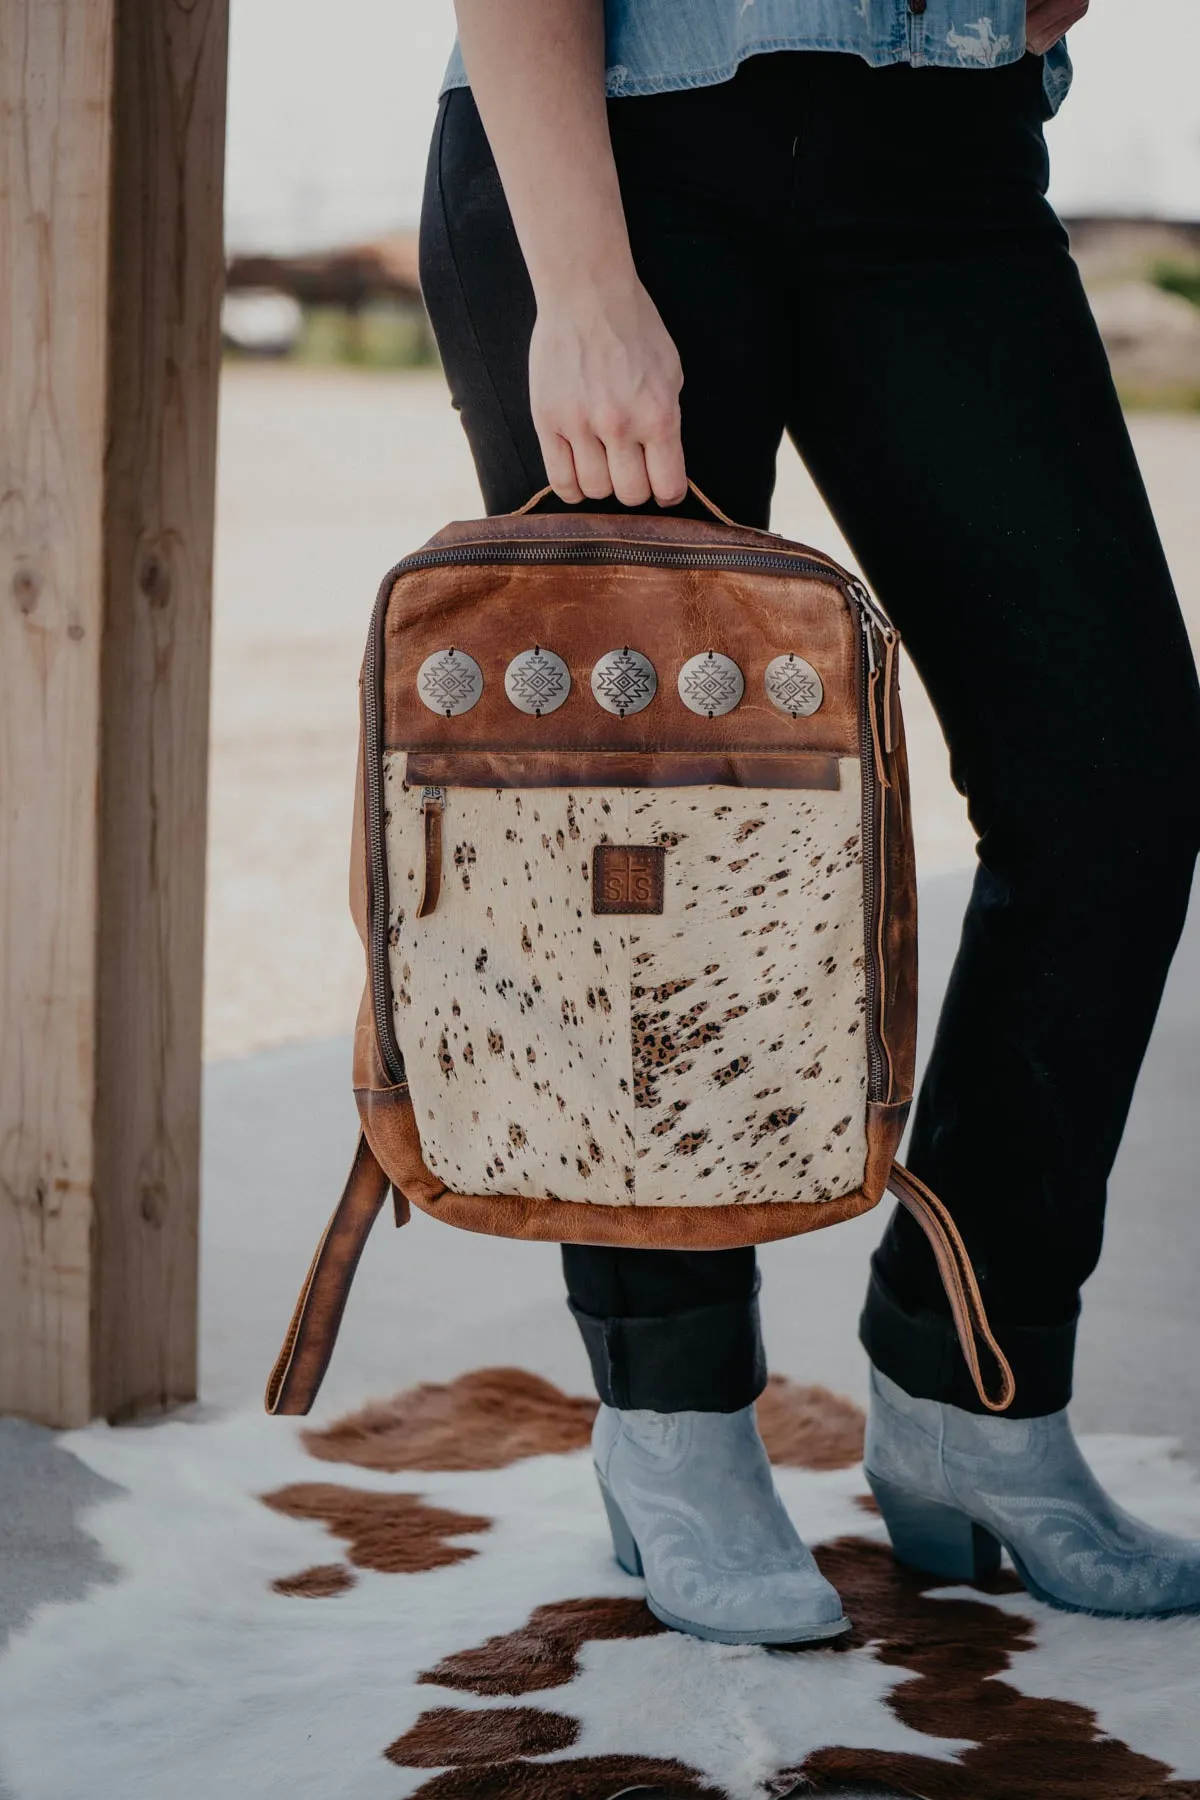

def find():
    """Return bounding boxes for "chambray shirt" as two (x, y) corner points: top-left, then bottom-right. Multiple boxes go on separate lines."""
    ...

(442, 3), (1072, 113)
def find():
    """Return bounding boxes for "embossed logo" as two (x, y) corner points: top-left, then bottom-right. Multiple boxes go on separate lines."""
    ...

(592, 844), (665, 915)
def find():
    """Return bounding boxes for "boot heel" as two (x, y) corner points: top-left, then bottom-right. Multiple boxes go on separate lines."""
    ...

(867, 1472), (1002, 1582)
(596, 1473), (643, 1577)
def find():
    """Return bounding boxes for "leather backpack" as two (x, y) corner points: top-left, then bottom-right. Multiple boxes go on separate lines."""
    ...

(266, 486), (1013, 1418)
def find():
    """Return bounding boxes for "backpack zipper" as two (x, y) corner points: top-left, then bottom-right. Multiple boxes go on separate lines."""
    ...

(853, 581), (897, 1105)
(362, 541), (896, 1101)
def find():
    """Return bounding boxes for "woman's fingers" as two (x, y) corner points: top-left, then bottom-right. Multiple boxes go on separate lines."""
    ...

(539, 430), (584, 505)
(569, 428), (615, 501)
(643, 413), (688, 509)
(545, 409), (683, 510)
(604, 435), (654, 508)
(541, 423), (671, 510)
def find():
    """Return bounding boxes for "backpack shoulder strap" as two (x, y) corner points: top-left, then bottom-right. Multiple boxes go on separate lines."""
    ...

(887, 1162), (1016, 1413)
(265, 1146), (1015, 1417)
(264, 1133), (397, 1416)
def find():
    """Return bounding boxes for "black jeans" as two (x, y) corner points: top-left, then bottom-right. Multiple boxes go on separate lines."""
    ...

(419, 50), (1200, 1417)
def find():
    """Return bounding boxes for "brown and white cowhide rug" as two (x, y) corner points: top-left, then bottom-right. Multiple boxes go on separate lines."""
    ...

(1, 1368), (1199, 1800)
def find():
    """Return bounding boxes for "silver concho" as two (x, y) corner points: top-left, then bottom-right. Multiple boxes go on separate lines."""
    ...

(590, 646), (657, 717)
(417, 647), (484, 717)
(504, 645), (571, 716)
(677, 650), (745, 718)
(764, 653), (824, 718)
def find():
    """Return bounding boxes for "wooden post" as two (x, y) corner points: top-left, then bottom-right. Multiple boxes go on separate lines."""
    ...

(0, 0), (228, 1425)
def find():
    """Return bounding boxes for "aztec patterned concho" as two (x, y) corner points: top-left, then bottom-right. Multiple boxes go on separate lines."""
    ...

(764, 653), (824, 718)
(677, 651), (745, 718)
(590, 647), (658, 717)
(504, 645), (572, 716)
(416, 648), (484, 717)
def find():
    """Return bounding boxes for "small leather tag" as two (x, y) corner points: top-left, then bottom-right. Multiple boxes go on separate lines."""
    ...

(592, 844), (665, 914)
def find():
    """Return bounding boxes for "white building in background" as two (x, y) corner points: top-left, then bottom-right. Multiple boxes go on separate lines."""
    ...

(225, 0), (1200, 254)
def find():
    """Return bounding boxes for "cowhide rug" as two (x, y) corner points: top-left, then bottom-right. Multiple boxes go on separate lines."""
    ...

(1, 1368), (1199, 1800)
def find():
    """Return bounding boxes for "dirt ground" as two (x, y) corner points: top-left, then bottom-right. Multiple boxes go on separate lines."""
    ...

(206, 365), (1200, 1061)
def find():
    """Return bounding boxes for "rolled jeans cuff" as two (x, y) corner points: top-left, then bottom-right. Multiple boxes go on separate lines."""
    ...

(568, 1280), (768, 1414)
(859, 1264), (1079, 1419)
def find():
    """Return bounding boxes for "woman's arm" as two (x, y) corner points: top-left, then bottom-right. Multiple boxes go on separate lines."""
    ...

(453, 0), (687, 507)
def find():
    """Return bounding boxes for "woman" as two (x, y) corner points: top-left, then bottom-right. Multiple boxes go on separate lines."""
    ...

(419, 0), (1200, 1642)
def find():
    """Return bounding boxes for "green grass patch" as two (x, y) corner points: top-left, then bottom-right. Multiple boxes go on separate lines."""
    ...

(1115, 379), (1200, 414)
(1151, 258), (1200, 311)
(296, 302), (438, 370)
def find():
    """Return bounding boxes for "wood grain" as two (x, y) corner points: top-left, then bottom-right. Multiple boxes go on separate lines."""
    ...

(0, 0), (228, 1424)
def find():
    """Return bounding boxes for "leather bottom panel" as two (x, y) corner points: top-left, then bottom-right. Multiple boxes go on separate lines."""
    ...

(406, 1181), (881, 1249)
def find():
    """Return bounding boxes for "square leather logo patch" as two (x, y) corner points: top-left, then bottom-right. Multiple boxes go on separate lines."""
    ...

(592, 844), (665, 914)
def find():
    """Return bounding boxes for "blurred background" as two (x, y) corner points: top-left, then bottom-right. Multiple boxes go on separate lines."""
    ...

(210, 0), (1200, 1062)
(202, 2), (1200, 1433)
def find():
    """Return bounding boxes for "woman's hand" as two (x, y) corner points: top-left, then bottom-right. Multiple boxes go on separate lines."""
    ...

(530, 276), (687, 509)
(1026, 0), (1088, 54)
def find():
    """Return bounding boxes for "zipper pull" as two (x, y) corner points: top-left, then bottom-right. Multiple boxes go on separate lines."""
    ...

(849, 576), (895, 641)
(880, 628), (899, 756)
(867, 667), (892, 791)
(416, 786), (445, 919)
(862, 615), (879, 676)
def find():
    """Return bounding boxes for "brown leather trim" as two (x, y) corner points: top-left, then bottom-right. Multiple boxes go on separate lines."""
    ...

(863, 1099), (911, 1203)
(861, 662), (901, 1120)
(383, 564), (861, 756)
(356, 1083), (450, 1213)
(349, 727), (368, 947)
(265, 1133), (391, 1416)
(418, 505), (858, 584)
(352, 982), (387, 1094)
(349, 721), (396, 1091)
(403, 1183), (880, 1249)
(402, 749), (843, 790)
(880, 683), (918, 1107)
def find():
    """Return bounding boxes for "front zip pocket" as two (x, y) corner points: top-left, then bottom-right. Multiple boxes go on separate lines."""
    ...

(386, 773), (874, 1208)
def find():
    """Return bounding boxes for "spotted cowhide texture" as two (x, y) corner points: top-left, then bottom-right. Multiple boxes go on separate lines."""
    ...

(3, 1368), (1200, 1800)
(385, 761), (870, 1209)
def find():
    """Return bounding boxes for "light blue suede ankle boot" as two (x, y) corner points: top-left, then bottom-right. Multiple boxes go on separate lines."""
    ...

(592, 1402), (849, 1644)
(865, 1364), (1200, 1616)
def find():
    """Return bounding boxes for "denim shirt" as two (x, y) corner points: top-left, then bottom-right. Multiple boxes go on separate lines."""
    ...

(442, 4), (1072, 114)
